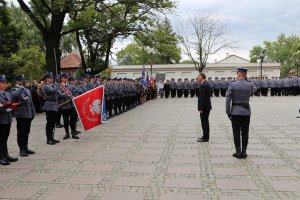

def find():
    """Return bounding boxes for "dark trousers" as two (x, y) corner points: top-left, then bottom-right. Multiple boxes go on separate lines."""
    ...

(214, 89), (220, 97)
(232, 115), (250, 151)
(61, 108), (77, 135)
(165, 90), (170, 98)
(177, 90), (183, 98)
(56, 110), (62, 125)
(171, 89), (176, 98)
(16, 118), (33, 149)
(0, 124), (11, 156)
(190, 90), (195, 97)
(113, 98), (119, 114)
(106, 99), (113, 116)
(184, 90), (189, 97)
(292, 86), (298, 96)
(254, 89), (261, 96)
(220, 89), (226, 97)
(200, 111), (210, 140)
(45, 111), (58, 141)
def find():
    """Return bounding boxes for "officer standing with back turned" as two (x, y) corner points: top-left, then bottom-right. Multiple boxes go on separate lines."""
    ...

(226, 68), (256, 159)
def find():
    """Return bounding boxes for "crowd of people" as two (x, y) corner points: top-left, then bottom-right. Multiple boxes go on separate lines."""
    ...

(156, 76), (300, 98)
(0, 72), (154, 166)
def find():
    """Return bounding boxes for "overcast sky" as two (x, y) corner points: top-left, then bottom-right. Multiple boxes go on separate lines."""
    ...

(172, 0), (300, 62)
(10, 0), (300, 63)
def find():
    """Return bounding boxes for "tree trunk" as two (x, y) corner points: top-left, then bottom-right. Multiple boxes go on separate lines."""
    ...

(76, 31), (86, 69)
(44, 13), (66, 75)
(44, 32), (61, 75)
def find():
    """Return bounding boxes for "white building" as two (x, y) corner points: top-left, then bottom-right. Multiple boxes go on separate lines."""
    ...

(111, 55), (281, 80)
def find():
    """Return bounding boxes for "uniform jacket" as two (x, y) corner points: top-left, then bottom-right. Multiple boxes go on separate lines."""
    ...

(43, 83), (59, 112)
(0, 91), (13, 124)
(226, 79), (256, 116)
(11, 86), (36, 118)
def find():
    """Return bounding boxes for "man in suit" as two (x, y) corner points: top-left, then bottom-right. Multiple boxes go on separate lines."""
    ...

(197, 73), (212, 142)
(11, 74), (36, 156)
(226, 67), (256, 159)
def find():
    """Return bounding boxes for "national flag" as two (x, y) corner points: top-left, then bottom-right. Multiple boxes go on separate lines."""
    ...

(73, 85), (105, 131)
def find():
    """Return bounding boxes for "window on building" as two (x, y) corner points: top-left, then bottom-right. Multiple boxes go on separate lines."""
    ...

(215, 71), (225, 77)
(117, 73), (127, 78)
(166, 72), (175, 79)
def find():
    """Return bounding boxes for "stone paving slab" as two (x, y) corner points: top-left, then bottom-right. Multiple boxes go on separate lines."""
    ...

(0, 97), (300, 199)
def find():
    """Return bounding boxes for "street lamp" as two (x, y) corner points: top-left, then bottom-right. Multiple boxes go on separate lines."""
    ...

(259, 49), (267, 79)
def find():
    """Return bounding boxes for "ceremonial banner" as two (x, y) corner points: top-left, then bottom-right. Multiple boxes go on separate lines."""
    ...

(73, 85), (105, 131)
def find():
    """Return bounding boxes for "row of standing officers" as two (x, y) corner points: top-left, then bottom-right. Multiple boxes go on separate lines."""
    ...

(159, 76), (300, 98)
(0, 73), (145, 166)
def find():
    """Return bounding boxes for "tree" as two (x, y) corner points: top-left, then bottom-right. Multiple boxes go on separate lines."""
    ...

(178, 12), (235, 72)
(0, 46), (45, 81)
(8, 4), (43, 51)
(74, 0), (175, 73)
(16, 0), (91, 74)
(117, 19), (181, 65)
(0, 0), (21, 58)
(249, 34), (300, 76)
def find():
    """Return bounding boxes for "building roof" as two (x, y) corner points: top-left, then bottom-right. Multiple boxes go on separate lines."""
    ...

(60, 53), (81, 69)
(216, 55), (250, 64)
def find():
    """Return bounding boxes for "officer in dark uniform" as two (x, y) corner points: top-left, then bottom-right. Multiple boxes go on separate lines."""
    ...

(11, 74), (36, 156)
(58, 73), (79, 140)
(164, 80), (170, 98)
(176, 78), (183, 98)
(43, 73), (60, 145)
(214, 77), (220, 97)
(189, 79), (196, 97)
(226, 68), (256, 159)
(183, 78), (190, 97)
(170, 78), (176, 98)
(0, 75), (19, 165)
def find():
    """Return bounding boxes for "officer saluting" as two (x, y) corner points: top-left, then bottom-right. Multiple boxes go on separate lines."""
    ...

(0, 75), (18, 165)
(226, 68), (256, 159)
(11, 74), (36, 156)
(43, 72), (60, 145)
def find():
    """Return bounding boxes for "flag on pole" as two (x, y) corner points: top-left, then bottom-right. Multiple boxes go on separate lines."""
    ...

(73, 85), (105, 131)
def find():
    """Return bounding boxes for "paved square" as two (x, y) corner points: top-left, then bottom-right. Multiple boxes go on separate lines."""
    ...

(0, 97), (299, 199)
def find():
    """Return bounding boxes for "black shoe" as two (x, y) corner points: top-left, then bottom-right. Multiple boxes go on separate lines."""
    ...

(25, 147), (35, 154)
(0, 156), (10, 165)
(56, 124), (63, 128)
(75, 130), (81, 134)
(52, 138), (60, 143)
(5, 151), (18, 161)
(46, 140), (56, 145)
(63, 134), (70, 140)
(233, 152), (242, 159)
(72, 135), (79, 139)
(20, 149), (29, 157)
(197, 138), (209, 142)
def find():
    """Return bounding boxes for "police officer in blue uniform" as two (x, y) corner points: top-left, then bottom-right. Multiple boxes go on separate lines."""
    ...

(43, 73), (60, 145)
(0, 75), (18, 165)
(226, 68), (256, 159)
(11, 74), (36, 156)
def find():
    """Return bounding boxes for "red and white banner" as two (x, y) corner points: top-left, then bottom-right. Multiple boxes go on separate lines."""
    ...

(73, 85), (105, 131)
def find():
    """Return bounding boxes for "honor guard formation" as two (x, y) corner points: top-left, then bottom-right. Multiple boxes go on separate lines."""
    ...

(0, 73), (148, 166)
(157, 76), (300, 98)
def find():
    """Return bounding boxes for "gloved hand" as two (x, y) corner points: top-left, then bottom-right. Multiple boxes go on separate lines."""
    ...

(11, 103), (20, 110)
(228, 114), (232, 121)
(2, 102), (12, 108)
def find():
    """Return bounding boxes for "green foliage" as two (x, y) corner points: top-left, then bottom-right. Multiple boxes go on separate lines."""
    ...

(117, 19), (181, 65)
(249, 34), (300, 76)
(0, 0), (21, 58)
(180, 60), (196, 64)
(8, 4), (43, 50)
(0, 46), (45, 81)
